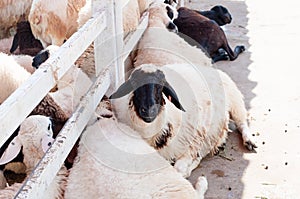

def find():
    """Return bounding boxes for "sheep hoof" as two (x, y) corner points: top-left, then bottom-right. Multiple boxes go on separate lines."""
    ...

(244, 140), (257, 151)
(195, 176), (208, 198)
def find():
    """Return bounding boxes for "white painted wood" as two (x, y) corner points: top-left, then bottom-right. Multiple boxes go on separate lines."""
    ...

(94, 0), (120, 96)
(0, 10), (106, 147)
(15, 69), (110, 199)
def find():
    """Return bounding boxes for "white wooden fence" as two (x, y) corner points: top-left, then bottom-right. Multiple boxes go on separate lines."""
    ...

(0, 0), (151, 197)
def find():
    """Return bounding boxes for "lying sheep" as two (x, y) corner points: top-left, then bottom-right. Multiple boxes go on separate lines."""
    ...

(0, 115), (68, 199)
(134, 1), (212, 68)
(110, 63), (257, 178)
(64, 100), (208, 199)
(10, 21), (44, 56)
(195, 5), (232, 26)
(173, 7), (245, 62)
(28, 0), (89, 47)
(0, 0), (33, 38)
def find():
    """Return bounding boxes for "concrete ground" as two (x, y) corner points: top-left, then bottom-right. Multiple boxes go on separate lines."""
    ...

(186, 0), (300, 198)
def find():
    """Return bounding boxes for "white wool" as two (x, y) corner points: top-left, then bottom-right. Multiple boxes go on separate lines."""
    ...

(64, 105), (207, 198)
(49, 66), (92, 118)
(29, 0), (89, 47)
(0, 52), (31, 104)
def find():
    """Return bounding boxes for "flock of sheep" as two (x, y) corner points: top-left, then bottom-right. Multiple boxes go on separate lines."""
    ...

(0, 0), (256, 198)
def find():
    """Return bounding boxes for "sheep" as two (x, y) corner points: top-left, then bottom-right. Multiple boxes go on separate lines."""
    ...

(0, 0), (33, 39)
(28, 0), (89, 48)
(173, 7), (245, 62)
(10, 21), (44, 56)
(195, 5), (232, 26)
(133, 1), (212, 68)
(0, 115), (68, 199)
(110, 63), (257, 178)
(64, 99), (208, 199)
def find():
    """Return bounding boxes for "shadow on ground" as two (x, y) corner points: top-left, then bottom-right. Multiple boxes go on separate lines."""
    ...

(185, 0), (257, 198)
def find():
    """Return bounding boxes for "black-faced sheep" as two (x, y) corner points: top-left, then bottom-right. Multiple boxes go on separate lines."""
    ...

(0, 115), (68, 198)
(10, 21), (44, 56)
(196, 5), (232, 26)
(64, 99), (208, 199)
(173, 7), (245, 62)
(110, 63), (257, 178)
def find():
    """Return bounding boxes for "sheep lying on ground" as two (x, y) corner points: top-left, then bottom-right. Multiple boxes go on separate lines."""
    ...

(0, 115), (68, 198)
(64, 100), (208, 199)
(134, 1), (212, 68)
(28, 0), (89, 47)
(195, 5), (232, 26)
(0, 0), (33, 38)
(110, 63), (257, 178)
(10, 21), (44, 56)
(173, 7), (245, 62)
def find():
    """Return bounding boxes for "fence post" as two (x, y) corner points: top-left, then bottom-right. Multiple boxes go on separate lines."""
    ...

(93, 0), (124, 95)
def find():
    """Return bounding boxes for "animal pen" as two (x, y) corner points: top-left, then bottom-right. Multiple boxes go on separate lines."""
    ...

(0, 0), (180, 197)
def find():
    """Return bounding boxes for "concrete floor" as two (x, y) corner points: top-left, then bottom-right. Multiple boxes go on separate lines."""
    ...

(186, 0), (300, 198)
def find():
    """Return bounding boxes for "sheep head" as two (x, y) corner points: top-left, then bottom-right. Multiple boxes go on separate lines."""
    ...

(0, 115), (54, 166)
(110, 64), (185, 123)
(210, 5), (232, 26)
(148, 1), (178, 32)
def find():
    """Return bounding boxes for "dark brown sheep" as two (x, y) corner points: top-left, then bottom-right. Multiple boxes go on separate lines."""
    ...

(173, 7), (245, 62)
(10, 21), (43, 56)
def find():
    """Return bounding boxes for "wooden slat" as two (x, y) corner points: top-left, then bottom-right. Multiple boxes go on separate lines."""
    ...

(0, 10), (106, 147)
(15, 69), (110, 199)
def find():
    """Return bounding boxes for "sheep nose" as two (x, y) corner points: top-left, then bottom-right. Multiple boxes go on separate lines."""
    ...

(167, 22), (178, 33)
(139, 105), (159, 123)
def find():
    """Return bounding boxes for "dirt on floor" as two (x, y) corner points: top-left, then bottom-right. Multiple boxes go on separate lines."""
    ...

(186, 0), (300, 198)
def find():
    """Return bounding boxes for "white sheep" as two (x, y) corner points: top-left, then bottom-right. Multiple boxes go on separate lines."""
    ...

(28, 0), (89, 48)
(0, 0), (33, 38)
(64, 100), (208, 199)
(110, 63), (257, 178)
(134, 1), (212, 68)
(0, 52), (31, 104)
(0, 115), (68, 199)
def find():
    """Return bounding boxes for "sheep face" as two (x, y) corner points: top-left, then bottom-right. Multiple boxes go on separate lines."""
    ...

(32, 45), (59, 68)
(148, 2), (178, 32)
(110, 65), (185, 123)
(0, 115), (54, 166)
(210, 5), (232, 26)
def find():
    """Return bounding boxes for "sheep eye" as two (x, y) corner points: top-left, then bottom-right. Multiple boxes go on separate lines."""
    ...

(47, 142), (52, 147)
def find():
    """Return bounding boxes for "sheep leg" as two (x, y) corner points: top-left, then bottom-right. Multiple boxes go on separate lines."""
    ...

(174, 155), (202, 178)
(226, 81), (257, 151)
(212, 48), (229, 62)
(194, 176), (208, 199)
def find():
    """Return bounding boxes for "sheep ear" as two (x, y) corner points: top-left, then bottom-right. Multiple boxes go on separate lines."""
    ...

(10, 33), (19, 53)
(0, 137), (22, 165)
(42, 134), (54, 153)
(163, 82), (185, 112)
(109, 80), (135, 99)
